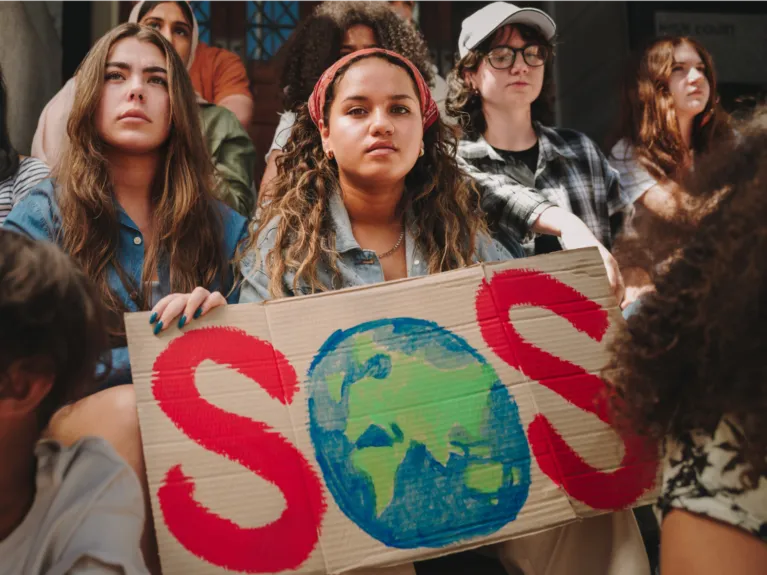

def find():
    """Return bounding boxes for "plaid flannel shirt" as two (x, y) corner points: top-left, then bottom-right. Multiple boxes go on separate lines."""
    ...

(457, 122), (625, 251)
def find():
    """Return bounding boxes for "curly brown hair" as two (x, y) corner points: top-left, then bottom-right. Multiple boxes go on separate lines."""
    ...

(244, 52), (487, 298)
(280, 1), (435, 113)
(615, 36), (733, 182)
(604, 110), (767, 484)
(446, 23), (555, 139)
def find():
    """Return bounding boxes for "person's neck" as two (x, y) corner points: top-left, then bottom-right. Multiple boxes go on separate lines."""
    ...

(0, 420), (39, 543)
(482, 104), (537, 151)
(105, 148), (160, 233)
(339, 175), (404, 227)
(678, 114), (694, 150)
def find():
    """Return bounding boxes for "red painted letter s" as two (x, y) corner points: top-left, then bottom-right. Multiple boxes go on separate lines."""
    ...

(151, 327), (326, 572)
(476, 269), (658, 509)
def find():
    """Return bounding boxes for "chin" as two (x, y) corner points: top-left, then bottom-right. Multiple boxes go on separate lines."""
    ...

(104, 134), (167, 155)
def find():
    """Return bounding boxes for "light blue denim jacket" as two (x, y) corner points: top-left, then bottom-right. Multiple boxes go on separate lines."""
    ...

(3, 178), (248, 388)
(239, 192), (524, 303)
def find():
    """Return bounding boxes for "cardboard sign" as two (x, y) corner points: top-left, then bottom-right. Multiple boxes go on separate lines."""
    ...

(125, 248), (660, 574)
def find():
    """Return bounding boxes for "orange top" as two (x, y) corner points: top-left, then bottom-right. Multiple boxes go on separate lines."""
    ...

(188, 42), (253, 104)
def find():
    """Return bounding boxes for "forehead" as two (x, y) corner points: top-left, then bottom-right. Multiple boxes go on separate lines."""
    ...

(107, 37), (167, 65)
(342, 24), (376, 43)
(334, 58), (418, 99)
(673, 42), (703, 63)
(144, 2), (188, 23)
(490, 25), (527, 47)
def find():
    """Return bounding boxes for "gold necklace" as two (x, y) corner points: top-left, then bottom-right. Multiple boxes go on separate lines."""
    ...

(377, 229), (405, 259)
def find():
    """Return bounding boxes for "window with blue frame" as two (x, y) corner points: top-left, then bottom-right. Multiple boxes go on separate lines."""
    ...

(189, 1), (211, 44)
(246, 1), (299, 60)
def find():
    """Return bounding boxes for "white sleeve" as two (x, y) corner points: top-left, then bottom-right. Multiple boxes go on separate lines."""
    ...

(609, 140), (659, 207)
(265, 111), (297, 161)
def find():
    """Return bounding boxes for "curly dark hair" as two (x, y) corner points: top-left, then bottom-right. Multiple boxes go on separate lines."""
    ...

(243, 52), (487, 298)
(604, 110), (767, 484)
(280, 1), (435, 113)
(446, 23), (555, 139)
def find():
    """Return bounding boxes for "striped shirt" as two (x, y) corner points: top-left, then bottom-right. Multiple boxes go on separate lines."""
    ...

(0, 156), (50, 224)
(457, 122), (624, 252)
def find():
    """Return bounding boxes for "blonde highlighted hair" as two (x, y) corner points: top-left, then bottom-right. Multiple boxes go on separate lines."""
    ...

(57, 23), (226, 340)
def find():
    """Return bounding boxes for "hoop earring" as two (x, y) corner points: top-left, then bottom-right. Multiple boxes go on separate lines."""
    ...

(419, 145), (425, 157)
(326, 150), (334, 160)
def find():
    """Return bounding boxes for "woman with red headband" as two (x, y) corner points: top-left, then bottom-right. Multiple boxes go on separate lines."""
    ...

(238, 48), (520, 301)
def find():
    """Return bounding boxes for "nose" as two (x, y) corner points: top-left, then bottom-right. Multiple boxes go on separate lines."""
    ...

(369, 108), (394, 136)
(160, 24), (173, 43)
(509, 52), (529, 75)
(128, 85), (145, 102)
(688, 67), (704, 84)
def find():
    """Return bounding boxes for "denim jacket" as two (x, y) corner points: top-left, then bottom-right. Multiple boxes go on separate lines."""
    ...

(239, 192), (523, 303)
(3, 178), (248, 388)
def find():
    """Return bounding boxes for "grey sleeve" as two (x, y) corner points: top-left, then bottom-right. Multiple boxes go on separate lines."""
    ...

(456, 155), (552, 242)
(47, 466), (149, 575)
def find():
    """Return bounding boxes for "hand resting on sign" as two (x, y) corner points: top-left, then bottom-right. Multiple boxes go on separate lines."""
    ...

(150, 287), (227, 334)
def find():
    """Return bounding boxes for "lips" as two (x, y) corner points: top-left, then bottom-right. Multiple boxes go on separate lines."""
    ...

(118, 109), (151, 122)
(365, 141), (398, 153)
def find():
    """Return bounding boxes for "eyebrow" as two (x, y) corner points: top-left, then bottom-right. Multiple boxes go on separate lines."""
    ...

(105, 62), (168, 74)
(341, 94), (418, 103)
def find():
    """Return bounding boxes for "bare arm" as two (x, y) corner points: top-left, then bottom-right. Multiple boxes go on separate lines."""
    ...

(661, 509), (767, 575)
(218, 94), (254, 130)
(533, 206), (625, 306)
(259, 150), (282, 200)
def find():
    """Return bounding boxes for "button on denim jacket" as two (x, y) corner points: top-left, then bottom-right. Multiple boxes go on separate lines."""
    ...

(239, 192), (524, 303)
(3, 178), (248, 388)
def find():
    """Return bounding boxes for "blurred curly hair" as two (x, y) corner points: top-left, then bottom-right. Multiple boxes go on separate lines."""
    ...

(280, 1), (434, 112)
(604, 109), (767, 485)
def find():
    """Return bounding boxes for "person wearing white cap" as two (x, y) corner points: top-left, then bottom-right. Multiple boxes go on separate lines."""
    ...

(448, 6), (650, 574)
(447, 1), (628, 308)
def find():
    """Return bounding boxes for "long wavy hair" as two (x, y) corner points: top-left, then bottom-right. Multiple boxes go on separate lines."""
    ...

(281, 1), (435, 113)
(615, 36), (732, 182)
(56, 23), (226, 340)
(446, 23), (555, 139)
(0, 65), (19, 181)
(605, 109), (767, 484)
(246, 52), (487, 298)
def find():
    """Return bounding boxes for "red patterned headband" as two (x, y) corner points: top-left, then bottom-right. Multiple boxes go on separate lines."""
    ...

(308, 48), (439, 131)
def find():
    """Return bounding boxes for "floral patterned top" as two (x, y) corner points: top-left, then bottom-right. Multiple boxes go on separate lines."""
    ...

(657, 417), (767, 541)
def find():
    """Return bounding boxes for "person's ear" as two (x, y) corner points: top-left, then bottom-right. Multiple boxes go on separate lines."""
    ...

(320, 119), (333, 159)
(0, 358), (54, 420)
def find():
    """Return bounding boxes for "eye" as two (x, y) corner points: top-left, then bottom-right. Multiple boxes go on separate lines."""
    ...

(149, 76), (168, 87)
(146, 21), (161, 29)
(391, 105), (410, 115)
(347, 107), (367, 116)
(175, 26), (188, 37)
(105, 71), (124, 81)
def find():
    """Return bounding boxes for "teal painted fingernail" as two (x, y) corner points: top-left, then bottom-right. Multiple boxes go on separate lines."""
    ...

(193, 307), (202, 319)
(149, 311), (158, 324)
(153, 321), (163, 335)
(178, 315), (187, 329)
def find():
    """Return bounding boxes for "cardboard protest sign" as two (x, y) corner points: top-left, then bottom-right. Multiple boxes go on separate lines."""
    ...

(125, 247), (660, 575)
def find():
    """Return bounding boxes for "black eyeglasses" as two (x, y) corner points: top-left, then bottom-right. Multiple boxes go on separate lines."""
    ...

(486, 45), (549, 69)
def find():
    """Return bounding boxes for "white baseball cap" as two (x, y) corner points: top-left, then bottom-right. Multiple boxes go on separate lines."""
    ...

(458, 2), (556, 58)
